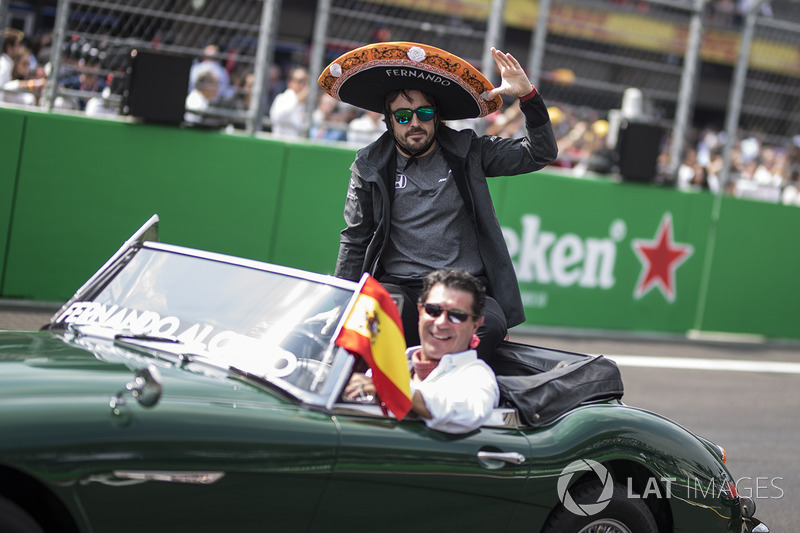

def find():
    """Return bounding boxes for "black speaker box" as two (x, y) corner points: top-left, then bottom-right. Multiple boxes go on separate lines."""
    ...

(615, 120), (665, 182)
(123, 50), (192, 125)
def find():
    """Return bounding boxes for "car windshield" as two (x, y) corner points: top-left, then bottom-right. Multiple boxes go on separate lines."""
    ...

(51, 245), (356, 401)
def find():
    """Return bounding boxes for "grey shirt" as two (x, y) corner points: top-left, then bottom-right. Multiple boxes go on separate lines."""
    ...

(382, 146), (484, 278)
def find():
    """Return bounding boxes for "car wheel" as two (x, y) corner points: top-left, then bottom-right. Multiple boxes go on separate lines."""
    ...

(542, 481), (658, 533)
(0, 495), (44, 533)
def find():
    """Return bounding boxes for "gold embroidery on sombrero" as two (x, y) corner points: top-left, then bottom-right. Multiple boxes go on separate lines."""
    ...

(425, 55), (460, 76)
(461, 69), (486, 95)
(373, 44), (407, 61)
(319, 74), (335, 92)
(342, 50), (369, 71)
(484, 98), (501, 114)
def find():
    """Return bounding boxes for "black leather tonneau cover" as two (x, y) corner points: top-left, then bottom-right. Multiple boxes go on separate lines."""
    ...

(490, 341), (624, 428)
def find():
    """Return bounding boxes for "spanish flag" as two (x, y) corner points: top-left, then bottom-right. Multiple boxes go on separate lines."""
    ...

(335, 273), (412, 420)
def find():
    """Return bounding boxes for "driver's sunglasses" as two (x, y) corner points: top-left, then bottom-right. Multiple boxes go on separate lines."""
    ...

(392, 106), (435, 124)
(422, 303), (476, 324)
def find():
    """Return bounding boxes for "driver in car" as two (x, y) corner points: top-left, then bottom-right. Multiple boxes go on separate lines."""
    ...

(345, 269), (499, 434)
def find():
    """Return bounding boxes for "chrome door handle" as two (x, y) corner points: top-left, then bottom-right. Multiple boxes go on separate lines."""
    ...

(477, 451), (526, 464)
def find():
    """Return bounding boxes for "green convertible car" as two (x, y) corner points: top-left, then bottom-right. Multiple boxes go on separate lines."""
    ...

(0, 216), (768, 533)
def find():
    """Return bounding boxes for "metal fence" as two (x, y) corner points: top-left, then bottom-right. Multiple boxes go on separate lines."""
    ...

(43, 0), (269, 127)
(1, 0), (799, 198)
(719, 1), (800, 202)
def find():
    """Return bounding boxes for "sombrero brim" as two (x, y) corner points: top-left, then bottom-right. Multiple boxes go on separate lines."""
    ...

(318, 42), (502, 120)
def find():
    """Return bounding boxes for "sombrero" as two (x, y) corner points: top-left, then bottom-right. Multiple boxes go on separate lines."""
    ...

(318, 41), (503, 121)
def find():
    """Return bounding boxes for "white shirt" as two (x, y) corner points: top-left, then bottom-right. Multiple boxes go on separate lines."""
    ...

(184, 89), (210, 123)
(0, 54), (14, 95)
(407, 347), (499, 434)
(347, 113), (384, 146)
(269, 89), (306, 138)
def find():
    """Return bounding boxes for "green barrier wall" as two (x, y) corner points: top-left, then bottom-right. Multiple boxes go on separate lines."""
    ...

(269, 142), (355, 273)
(2, 106), (799, 341)
(0, 109), (26, 287)
(3, 110), (284, 301)
(700, 198), (800, 338)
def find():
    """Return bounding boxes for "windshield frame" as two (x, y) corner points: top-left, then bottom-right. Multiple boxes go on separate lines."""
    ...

(51, 240), (362, 408)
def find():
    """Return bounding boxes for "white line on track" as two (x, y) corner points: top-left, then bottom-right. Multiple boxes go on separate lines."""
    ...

(602, 355), (800, 374)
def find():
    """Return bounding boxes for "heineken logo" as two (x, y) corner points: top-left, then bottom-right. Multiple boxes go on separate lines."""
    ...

(503, 212), (693, 304)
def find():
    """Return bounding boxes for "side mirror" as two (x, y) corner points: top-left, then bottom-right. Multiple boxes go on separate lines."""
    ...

(127, 365), (164, 407)
(110, 364), (164, 419)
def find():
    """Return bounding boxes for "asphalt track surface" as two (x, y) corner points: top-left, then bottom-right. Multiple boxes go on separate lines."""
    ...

(2, 303), (796, 531)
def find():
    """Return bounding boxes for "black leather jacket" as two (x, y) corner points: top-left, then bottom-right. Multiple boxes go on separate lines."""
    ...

(334, 93), (558, 327)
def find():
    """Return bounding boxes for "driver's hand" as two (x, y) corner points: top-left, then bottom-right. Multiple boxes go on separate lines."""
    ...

(344, 372), (376, 400)
(305, 307), (342, 335)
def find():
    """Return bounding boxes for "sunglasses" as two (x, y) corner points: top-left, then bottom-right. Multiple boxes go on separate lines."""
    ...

(392, 106), (435, 124)
(422, 303), (477, 324)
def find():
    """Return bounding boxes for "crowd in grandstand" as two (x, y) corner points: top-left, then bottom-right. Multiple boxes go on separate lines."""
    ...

(2, 25), (798, 207)
(296, 90), (800, 207)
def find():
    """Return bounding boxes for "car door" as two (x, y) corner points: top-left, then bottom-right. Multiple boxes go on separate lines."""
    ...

(68, 393), (339, 533)
(312, 408), (531, 532)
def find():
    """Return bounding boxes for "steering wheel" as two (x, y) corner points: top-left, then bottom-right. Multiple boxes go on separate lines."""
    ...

(284, 357), (331, 389)
(280, 324), (331, 359)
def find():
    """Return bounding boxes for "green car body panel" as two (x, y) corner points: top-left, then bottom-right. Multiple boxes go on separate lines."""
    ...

(0, 332), (338, 532)
(0, 331), (742, 532)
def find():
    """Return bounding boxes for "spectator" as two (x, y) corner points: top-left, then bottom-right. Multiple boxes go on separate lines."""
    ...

(703, 149), (724, 194)
(269, 66), (309, 138)
(781, 168), (800, 206)
(347, 109), (384, 147)
(220, 68), (254, 111)
(185, 71), (219, 124)
(235, 70), (256, 112)
(1, 28), (24, 89)
(2, 49), (43, 105)
(76, 57), (104, 111)
(31, 30), (53, 66)
(677, 148), (699, 191)
(753, 146), (784, 188)
(709, 0), (737, 25)
(370, 24), (392, 43)
(690, 164), (710, 190)
(217, 69), (255, 130)
(574, 119), (613, 176)
(485, 100), (525, 138)
(58, 40), (106, 111)
(310, 93), (349, 142)
(265, 63), (286, 112)
(189, 44), (232, 102)
(85, 73), (122, 118)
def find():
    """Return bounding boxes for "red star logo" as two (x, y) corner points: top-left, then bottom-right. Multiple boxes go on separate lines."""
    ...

(632, 214), (693, 302)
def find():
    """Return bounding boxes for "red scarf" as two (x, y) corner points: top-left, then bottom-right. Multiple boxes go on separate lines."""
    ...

(411, 349), (439, 381)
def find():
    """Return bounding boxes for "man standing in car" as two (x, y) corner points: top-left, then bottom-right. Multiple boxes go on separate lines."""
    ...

(318, 42), (558, 360)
